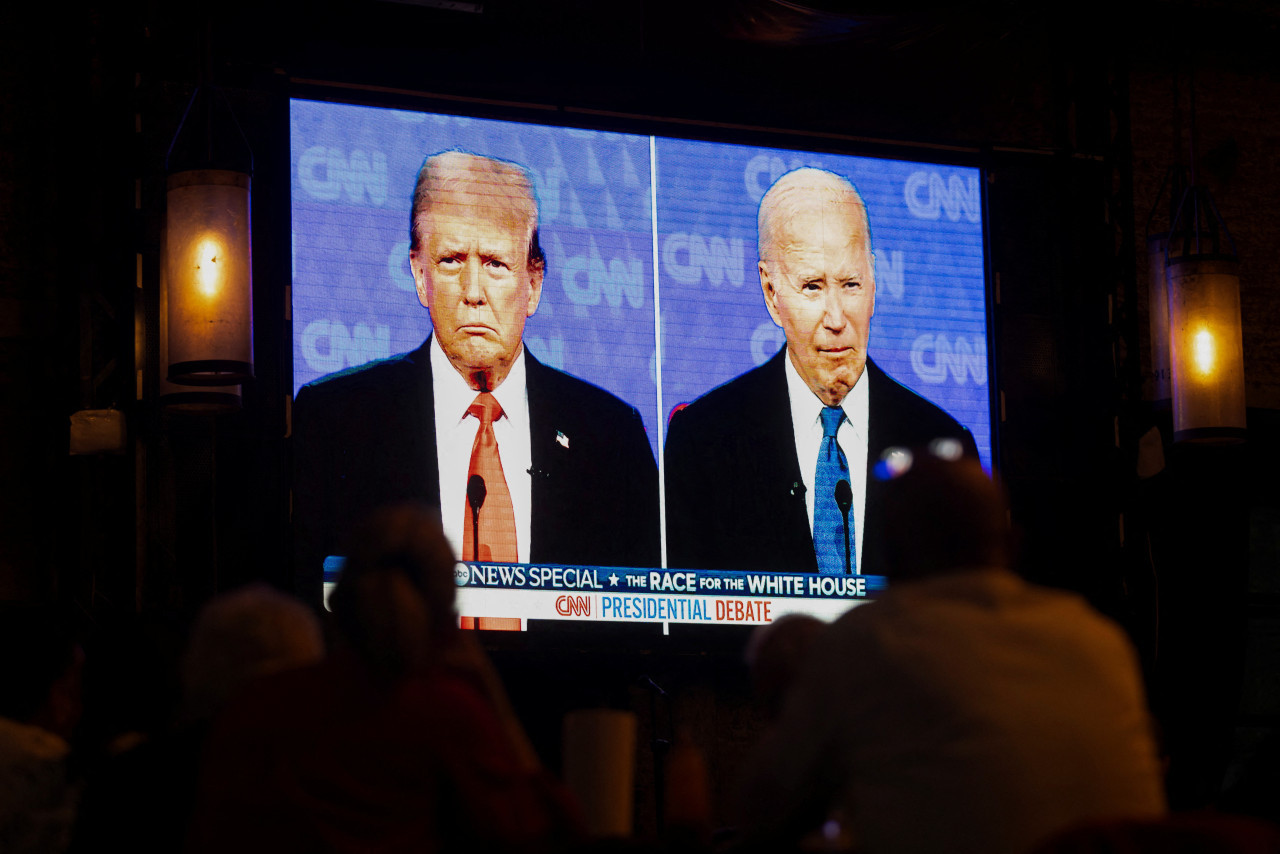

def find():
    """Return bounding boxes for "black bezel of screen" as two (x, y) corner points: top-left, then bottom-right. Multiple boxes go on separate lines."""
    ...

(286, 81), (1002, 655)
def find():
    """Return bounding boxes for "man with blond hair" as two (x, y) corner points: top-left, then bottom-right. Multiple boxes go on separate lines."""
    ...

(295, 151), (660, 602)
(665, 167), (976, 575)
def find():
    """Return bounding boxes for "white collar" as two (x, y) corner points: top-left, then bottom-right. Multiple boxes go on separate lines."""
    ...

(429, 335), (528, 421)
(782, 350), (870, 438)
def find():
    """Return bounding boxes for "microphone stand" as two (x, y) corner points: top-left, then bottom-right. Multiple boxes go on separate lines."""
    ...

(467, 474), (487, 563)
(835, 479), (853, 575)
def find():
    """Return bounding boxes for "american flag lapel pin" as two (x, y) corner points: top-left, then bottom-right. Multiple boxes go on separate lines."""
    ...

(556, 430), (570, 449)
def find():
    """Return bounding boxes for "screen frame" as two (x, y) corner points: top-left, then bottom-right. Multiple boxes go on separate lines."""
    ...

(285, 80), (1003, 648)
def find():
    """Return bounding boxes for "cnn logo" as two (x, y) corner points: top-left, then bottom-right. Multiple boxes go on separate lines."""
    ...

(555, 595), (591, 617)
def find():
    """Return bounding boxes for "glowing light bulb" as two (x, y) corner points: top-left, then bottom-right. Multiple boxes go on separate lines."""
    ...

(194, 237), (224, 297)
(1193, 328), (1216, 376)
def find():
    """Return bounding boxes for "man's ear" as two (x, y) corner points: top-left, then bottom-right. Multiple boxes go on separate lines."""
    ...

(410, 250), (431, 309)
(525, 261), (544, 318)
(760, 260), (783, 328)
(868, 252), (877, 317)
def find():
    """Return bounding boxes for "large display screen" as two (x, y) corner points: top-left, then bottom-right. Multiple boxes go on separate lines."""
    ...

(291, 98), (990, 631)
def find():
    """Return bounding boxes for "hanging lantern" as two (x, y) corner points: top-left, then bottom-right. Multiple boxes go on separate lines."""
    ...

(164, 86), (254, 387)
(1165, 185), (1246, 443)
(165, 169), (253, 385)
(160, 225), (241, 411)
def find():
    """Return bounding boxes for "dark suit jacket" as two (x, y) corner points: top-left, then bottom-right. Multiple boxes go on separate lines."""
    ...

(663, 348), (978, 576)
(293, 338), (660, 604)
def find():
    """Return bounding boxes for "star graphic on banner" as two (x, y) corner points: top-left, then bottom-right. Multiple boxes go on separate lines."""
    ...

(608, 573), (619, 586)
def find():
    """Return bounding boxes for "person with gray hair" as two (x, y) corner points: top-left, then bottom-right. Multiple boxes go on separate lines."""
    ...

(294, 150), (660, 605)
(181, 583), (324, 724)
(69, 586), (323, 853)
(665, 167), (977, 576)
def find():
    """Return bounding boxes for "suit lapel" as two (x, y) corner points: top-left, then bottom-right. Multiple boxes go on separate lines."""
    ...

(525, 347), (555, 481)
(753, 348), (807, 494)
(862, 359), (891, 575)
(409, 336), (443, 529)
(753, 349), (818, 572)
(524, 349), (564, 558)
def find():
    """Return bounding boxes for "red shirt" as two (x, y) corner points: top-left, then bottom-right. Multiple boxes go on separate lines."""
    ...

(187, 653), (579, 853)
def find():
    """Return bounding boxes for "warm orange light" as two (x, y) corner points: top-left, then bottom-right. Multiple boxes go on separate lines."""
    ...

(1166, 258), (1245, 443)
(159, 225), (241, 412)
(166, 169), (253, 385)
(1192, 328), (1216, 377)
(194, 236), (224, 298)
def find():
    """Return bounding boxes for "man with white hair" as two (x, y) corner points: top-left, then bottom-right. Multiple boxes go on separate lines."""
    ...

(664, 167), (977, 575)
(295, 151), (661, 602)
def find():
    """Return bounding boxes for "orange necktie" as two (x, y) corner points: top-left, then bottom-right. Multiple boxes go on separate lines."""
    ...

(461, 392), (518, 562)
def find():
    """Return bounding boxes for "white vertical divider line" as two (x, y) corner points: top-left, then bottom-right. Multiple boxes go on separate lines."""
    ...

(649, 135), (667, 574)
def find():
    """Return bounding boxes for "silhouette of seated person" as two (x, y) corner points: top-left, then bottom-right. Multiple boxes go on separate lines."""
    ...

(735, 446), (1167, 854)
(71, 584), (323, 853)
(0, 605), (83, 854)
(187, 503), (581, 854)
(745, 613), (825, 724)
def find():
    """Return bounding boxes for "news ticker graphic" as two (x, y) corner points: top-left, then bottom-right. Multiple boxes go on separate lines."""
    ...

(321, 559), (885, 627)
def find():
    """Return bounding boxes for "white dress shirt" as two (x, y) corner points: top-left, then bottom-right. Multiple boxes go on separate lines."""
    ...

(430, 337), (532, 563)
(782, 353), (869, 571)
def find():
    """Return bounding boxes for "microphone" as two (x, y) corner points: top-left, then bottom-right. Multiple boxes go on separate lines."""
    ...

(834, 479), (853, 575)
(467, 474), (487, 562)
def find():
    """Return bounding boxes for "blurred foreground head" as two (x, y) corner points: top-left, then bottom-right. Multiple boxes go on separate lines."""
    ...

(183, 583), (324, 723)
(329, 503), (458, 678)
(881, 449), (1010, 582)
(0, 604), (82, 739)
(745, 613), (825, 720)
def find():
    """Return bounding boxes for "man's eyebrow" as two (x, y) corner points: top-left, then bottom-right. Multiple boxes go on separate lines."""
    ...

(432, 238), (466, 254)
(477, 241), (521, 259)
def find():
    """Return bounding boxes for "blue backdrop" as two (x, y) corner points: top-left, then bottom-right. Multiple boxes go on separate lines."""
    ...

(290, 100), (991, 468)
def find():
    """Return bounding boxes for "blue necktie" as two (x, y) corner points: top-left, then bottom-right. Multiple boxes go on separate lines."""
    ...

(814, 406), (856, 575)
